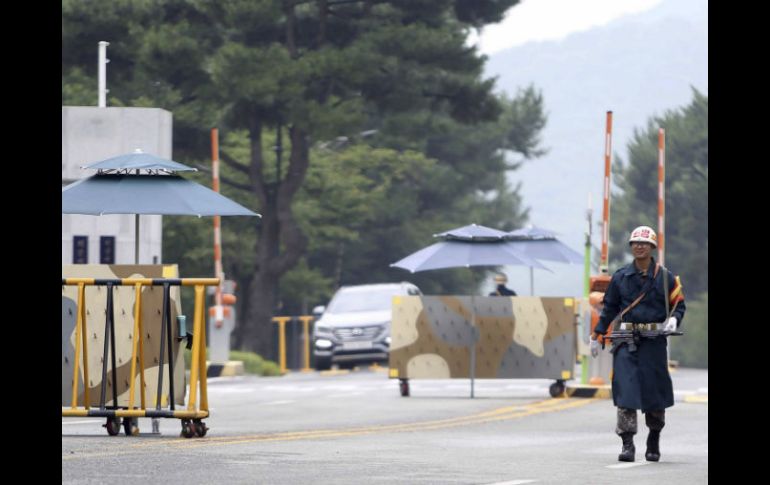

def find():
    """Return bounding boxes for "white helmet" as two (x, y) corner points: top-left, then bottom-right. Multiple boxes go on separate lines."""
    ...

(628, 225), (657, 248)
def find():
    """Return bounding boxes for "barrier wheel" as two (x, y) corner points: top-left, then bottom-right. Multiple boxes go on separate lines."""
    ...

(180, 419), (195, 438)
(194, 419), (208, 437)
(104, 417), (120, 436)
(399, 378), (410, 397)
(549, 380), (565, 398)
(123, 417), (140, 436)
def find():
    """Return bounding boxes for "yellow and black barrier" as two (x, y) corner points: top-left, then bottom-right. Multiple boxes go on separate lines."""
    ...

(62, 277), (218, 438)
(272, 315), (315, 374)
(564, 384), (612, 399)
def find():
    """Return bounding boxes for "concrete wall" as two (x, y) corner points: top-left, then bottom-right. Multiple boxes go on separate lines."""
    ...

(62, 106), (172, 264)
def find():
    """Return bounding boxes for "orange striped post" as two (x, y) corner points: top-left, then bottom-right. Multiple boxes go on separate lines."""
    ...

(600, 111), (613, 273)
(211, 128), (224, 328)
(657, 128), (666, 266)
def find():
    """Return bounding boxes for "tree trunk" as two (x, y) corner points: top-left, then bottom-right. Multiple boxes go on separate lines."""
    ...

(242, 265), (278, 359)
(235, 120), (310, 361)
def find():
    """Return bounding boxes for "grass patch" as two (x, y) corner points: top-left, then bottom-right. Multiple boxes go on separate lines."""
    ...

(183, 348), (281, 376)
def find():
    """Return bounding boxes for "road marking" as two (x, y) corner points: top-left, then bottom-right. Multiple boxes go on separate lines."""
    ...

(62, 397), (599, 459)
(482, 480), (537, 485)
(319, 369), (350, 376)
(166, 398), (597, 449)
(684, 395), (708, 403)
(262, 400), (295, 406)
(326, 392), (365, 398)
(62, 420), (100, 425)
(606, 462), (650, 469)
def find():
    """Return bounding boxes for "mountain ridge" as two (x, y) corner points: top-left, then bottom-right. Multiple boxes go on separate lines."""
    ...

(481, 0), (707, 296)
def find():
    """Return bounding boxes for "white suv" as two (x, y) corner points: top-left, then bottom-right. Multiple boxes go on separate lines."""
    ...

(312, 282), (421, 370)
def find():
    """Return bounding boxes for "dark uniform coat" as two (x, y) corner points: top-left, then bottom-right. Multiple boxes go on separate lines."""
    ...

(489, 285), (517, 296)
(594, 258), (686, 412)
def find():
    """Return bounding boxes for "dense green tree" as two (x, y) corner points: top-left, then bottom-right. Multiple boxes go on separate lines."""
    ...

(63, 0), (551, 359)
(331, 88), (542, 295)
(609, 89), (708, 297)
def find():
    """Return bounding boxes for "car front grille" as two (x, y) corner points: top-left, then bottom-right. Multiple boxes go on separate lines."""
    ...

(333, 326), (382, 341)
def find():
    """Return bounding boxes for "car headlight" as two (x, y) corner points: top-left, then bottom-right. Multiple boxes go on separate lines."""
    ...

(315, 338), (333, 349)
(314, 324), (333, 335)
(384, 336), (391, 346)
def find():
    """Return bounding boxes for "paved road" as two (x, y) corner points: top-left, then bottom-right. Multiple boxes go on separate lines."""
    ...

(62, 367), (707, 484)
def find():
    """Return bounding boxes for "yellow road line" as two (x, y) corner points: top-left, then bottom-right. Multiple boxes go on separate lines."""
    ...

(163, 398), (595, 450)
(175, 399), (596, 449)
(63, 397), (599, 459)
(129, 398), (567, 449)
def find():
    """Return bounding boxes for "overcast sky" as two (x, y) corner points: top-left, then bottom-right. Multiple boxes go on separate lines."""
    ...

(471, 0), (663, 55)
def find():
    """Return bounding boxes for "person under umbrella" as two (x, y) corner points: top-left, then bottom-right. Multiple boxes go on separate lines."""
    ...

(488, 272), (516, 296)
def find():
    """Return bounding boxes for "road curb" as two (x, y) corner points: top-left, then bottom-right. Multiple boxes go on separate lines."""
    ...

(565, 384), (612, 399)
(206, 360), (245, 377)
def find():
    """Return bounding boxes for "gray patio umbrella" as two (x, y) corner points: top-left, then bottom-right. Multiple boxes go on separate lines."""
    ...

(62, 175), (258, 216)
(391, 223), (550, 273)
(79, 149), (197, 174)
(390, 238), (551, 273)
(506, 225), (583, 295)
(62, 150), (259, 263)
(390, 223), (549, 397)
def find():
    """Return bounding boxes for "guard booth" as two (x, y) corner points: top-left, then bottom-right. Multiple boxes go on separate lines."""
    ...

(62, 264), (217, 438)
(389, 295), (578, 397)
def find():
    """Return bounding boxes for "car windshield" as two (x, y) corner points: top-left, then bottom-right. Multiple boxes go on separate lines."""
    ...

(327, 288), (398, 313)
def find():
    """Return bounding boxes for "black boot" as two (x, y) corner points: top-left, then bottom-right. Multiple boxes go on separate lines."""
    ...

(618, 432), (635, 462)
(645, 431), (660, 462)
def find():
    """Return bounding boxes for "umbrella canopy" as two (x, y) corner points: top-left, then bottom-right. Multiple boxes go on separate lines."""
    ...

(504, 225), (583, 295)
(434, 223), (509, 241)
(505, 225), (582, 264)
(507, 225), (558, 240)
(506, 238), (583, 265)
(62, 174), (258, 217)
(81, 148), (197, 174)
(390, 239), (550, 273)
(391, 223), (550, 273)
(63, 150), (259, 264)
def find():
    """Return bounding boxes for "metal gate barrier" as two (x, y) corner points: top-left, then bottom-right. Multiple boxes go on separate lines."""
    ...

(272, 316), (315, 373)
(62, 277), (218, 438)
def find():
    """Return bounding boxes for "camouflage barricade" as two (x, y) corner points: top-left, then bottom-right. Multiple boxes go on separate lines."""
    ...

(389, 296), (577, 381)
(61, 264), (185, 407)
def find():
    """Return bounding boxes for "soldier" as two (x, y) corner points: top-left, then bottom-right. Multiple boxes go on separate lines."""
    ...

(489, 273), (517, 296)
(589, 225), (685, 462)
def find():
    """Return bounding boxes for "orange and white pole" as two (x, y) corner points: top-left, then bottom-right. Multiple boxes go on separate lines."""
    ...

(211, 128), (224, 328)
(600, 111), (613, 274)
(657, 128), (666, 266)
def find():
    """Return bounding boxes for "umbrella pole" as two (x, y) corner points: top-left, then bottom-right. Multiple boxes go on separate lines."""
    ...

(134, 214), (140, 264)
(470, 296), (476, 399)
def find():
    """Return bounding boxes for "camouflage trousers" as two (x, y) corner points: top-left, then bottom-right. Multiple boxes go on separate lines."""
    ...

(615, 407), (665, 435)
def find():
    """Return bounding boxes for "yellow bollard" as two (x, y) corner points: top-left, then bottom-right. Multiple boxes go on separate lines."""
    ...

(272, 317), (291, 374)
